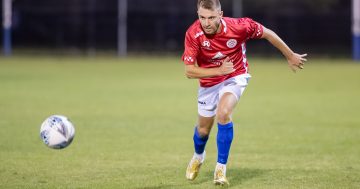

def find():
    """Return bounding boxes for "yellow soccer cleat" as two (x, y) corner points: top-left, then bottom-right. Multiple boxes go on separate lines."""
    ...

(213, 164), (230, 186)
(185, 152), (205, 181)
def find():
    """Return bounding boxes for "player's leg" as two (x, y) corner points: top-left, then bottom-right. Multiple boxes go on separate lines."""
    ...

(186, 115), (214, 181)
(187, 84), (219, 181)
(194, 115), (214, 155)
(214, 92), (238, 185)
(214, 75), (249, 185)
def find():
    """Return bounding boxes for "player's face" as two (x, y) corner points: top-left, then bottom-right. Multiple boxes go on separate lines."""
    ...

(197, 7), (223, 35)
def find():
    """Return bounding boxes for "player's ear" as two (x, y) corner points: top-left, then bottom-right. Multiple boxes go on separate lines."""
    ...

(219, 11), (223, 18)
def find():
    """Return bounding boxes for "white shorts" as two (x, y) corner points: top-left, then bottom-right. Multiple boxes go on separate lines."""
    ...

(197, 74), (251, 117)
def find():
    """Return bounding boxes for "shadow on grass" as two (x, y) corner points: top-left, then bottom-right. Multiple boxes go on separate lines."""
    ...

(134, 177), (210, 189)
(136, 184), (186, 189)
(135, 168), (266, 189)
(226, 168), (267, 187)
(198, 168), (267, 188)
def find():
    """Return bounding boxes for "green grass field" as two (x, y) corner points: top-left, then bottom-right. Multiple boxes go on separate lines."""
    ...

(0, 56), (359, 188)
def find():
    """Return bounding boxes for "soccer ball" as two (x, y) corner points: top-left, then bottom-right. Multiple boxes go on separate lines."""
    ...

(40, 115), (75, 149)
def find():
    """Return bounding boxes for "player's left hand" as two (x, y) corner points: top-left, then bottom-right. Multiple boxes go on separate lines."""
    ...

(287, 53), (307, 73)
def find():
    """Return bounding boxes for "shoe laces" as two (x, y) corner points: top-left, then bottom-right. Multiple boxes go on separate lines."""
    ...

(190, 158), (201, 171)
(215, 167), (225, 179)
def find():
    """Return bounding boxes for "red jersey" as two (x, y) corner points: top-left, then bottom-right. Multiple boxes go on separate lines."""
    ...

(182, 17), (264, 87)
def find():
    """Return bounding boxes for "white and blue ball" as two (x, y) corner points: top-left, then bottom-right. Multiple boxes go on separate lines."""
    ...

(40, 115), (75, 149)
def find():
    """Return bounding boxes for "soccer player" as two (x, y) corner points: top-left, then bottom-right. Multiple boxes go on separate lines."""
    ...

(183, 0), (307, 186)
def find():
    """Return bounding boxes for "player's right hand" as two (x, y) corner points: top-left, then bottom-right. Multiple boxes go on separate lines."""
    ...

(219, 57), (236, 75)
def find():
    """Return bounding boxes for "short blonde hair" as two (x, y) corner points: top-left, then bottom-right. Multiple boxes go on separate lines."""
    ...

(197, 0), (221, 11)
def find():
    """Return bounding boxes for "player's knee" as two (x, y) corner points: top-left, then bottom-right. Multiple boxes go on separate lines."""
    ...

(197, 127), (211, 137)
(217, 108), (232, 124)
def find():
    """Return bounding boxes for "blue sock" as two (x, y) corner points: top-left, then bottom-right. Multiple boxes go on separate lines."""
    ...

(217, 122), (234, 164)
(193, 126), (209, 154)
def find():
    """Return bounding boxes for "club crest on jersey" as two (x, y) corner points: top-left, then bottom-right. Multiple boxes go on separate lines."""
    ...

(226, 39), (237, 48)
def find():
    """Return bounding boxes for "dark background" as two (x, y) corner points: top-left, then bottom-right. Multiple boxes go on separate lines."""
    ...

(0, 0), (351, 56)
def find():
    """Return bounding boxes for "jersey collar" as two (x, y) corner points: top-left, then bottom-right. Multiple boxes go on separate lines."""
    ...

(221, 18), (227, 33)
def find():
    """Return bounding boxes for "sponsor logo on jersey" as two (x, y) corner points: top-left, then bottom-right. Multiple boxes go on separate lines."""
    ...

(198, 101), (206, 105)
(202, 40), (210, 48)
(212, 52), (226, 60)
(209, 52), (226, 65)
(201, 40), (212, 50)
(194, 31), (204, 39)
(226, 39), (237, 48)
(256, 24), (262, 37)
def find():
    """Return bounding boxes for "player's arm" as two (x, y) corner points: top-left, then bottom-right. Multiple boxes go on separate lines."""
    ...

(185, 57), (235, 79)
(261, 27), (307, 72)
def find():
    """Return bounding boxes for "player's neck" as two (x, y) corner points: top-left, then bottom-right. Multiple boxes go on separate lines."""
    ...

(216, 22), (223, 34)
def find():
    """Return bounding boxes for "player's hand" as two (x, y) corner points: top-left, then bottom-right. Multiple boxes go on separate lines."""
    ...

(287, 53), (307, 73)
(219, 57), (236, 75)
